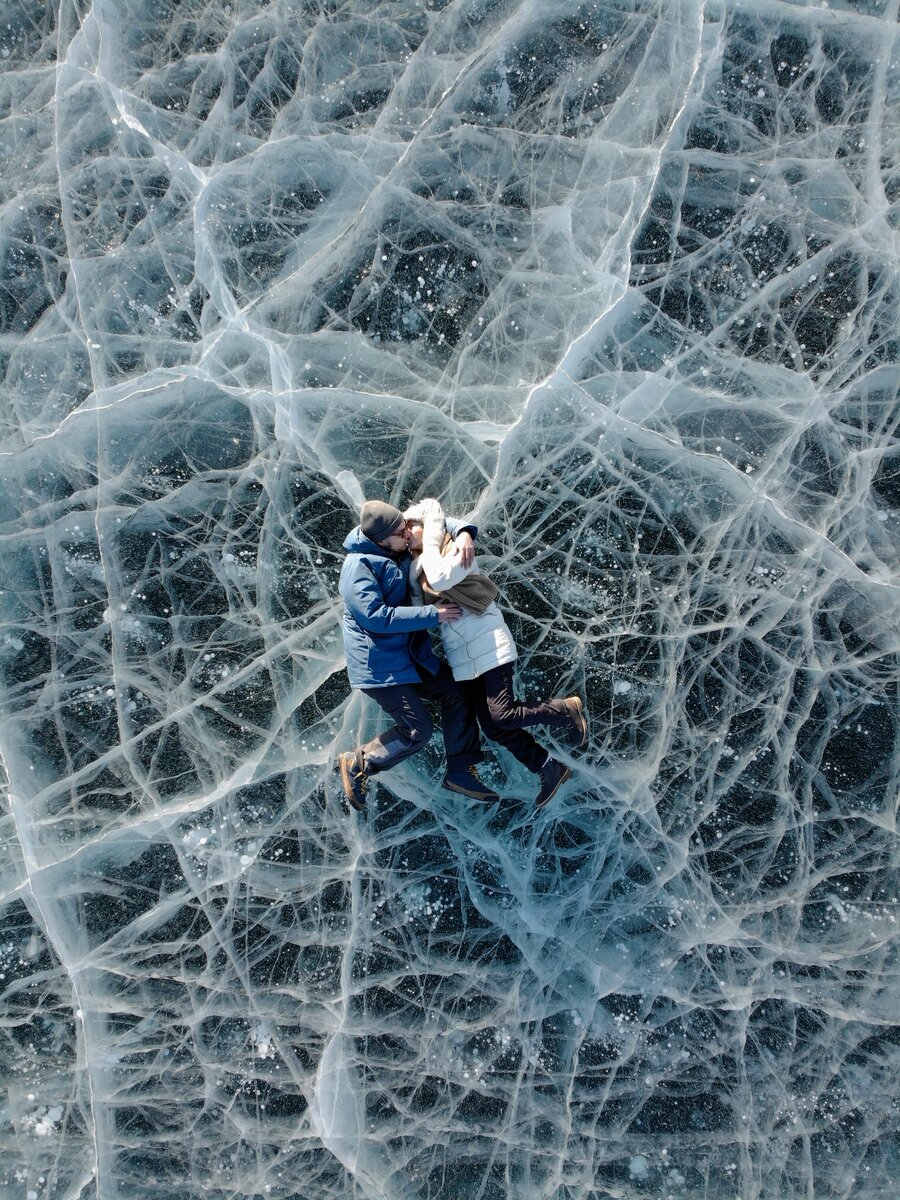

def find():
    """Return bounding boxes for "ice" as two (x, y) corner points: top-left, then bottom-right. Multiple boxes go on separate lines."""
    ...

(0, 1), (898, 1198)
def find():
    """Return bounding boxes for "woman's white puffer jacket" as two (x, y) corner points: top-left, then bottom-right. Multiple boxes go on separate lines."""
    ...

(406, 500), (516, 682)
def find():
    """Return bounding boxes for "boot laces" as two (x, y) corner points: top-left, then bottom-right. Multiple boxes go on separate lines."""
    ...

(346, 754), (368, 794)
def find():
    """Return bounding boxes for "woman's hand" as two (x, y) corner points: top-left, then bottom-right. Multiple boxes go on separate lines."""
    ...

(454, 531), (474, 568)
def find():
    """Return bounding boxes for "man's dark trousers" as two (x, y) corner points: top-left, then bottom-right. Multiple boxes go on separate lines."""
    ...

(360, 663), (483, 774)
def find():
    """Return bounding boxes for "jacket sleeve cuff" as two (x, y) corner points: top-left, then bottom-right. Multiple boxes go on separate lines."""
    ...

(446, 520), (477, 542)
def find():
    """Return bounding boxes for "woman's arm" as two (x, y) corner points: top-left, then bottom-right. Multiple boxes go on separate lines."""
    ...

(417, 498), (477, 591)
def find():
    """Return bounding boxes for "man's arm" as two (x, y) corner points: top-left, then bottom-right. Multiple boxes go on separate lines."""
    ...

(343, 560), (461, 629)
(342, 559), (440, 633)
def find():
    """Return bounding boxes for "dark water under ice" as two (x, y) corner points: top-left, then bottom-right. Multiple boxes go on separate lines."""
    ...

(0, 1), (898, 1198)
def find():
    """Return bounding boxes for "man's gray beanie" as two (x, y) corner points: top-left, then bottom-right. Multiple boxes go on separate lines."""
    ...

(360, 500), (405, 543)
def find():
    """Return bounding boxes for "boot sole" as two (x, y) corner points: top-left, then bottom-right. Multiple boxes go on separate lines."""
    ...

(339, 754), (367, 811)
(442, 779), (499, 802)
(536, 765), (572, 808)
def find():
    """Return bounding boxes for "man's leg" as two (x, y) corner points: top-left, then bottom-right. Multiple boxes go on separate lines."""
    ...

(339, 670), (497, 807)
(359, 683), (434, 773)
(415, 664), (499, 800)
(415, 662), (483, 772)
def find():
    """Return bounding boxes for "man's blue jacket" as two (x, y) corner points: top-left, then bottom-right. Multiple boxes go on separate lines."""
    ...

(339, 519), (474, 689)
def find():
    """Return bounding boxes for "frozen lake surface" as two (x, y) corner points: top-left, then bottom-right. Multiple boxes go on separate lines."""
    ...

(0, 1), (898, 1197)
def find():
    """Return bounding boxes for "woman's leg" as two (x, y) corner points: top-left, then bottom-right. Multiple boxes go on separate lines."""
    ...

(466, 677), (548, 774)
(482, 662), (579, 733)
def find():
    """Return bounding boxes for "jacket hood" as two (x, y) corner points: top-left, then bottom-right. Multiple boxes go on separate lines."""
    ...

(342, 526), (407, 559)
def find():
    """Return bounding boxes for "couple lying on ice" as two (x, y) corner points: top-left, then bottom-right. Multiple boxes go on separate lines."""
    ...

(335, 497), (588, 812)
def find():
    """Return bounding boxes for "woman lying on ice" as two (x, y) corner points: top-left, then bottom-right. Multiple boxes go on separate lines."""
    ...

(403, 498), (587, 807)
